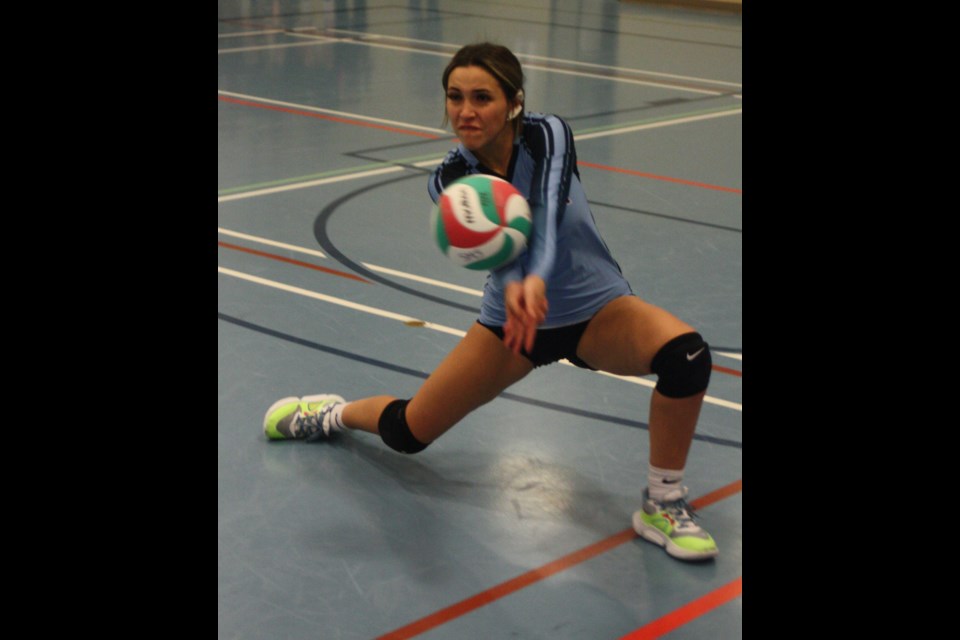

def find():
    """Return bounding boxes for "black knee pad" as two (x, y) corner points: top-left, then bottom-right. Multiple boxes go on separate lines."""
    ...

(650, 332), (712, 398)
(378, 399), (430, 454)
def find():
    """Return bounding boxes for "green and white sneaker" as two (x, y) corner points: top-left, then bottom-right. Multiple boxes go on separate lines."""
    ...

(633, 487), (718, 561)
(263, 394), (345, 441)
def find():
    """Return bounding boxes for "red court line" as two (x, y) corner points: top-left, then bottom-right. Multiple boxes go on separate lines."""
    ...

(376, 479), (742, 640)
(218, 95), (442, 139)
(689, 479), (742, 510)
(376, 528), (637, 640)
(619, 577), (742, 640)
(220, 95), (740, 196)
(220, 239), (741, 378)
(712, 364), (741, 377)
(578, 160), (742, 195)
(218, 241), (371, 283)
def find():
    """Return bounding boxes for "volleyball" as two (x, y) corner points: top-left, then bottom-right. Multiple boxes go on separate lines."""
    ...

(431, 175), (532, 271)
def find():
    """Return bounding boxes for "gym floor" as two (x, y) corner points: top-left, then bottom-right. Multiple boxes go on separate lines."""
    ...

(217, 1), (742, 638)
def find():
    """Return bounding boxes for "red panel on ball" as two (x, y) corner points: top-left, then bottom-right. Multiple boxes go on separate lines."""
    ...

(490, 179), (522, 222)
(440, 192), (501, 248)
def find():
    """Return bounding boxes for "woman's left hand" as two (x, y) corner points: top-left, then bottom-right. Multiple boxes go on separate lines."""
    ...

(503, 275), (548, 354)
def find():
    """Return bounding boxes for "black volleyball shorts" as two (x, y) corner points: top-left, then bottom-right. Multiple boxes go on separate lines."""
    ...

(477, 320), (597, 370)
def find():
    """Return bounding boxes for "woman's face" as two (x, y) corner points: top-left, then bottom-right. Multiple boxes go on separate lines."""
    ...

(445, 65), (517, 160)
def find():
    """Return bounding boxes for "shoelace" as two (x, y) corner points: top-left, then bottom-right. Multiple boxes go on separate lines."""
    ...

(661, 498), (701, 532)
(294, 408), (324, 438)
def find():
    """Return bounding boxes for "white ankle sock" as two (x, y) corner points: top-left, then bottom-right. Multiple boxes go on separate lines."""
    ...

(647, 465), (685, 501)
(328, 402), (348, 432)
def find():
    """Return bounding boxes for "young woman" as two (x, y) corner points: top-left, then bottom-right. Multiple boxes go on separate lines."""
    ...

(264, 43), (719, 561)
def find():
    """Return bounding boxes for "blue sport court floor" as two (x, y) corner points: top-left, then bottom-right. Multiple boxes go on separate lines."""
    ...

(218, 1), (742, 638)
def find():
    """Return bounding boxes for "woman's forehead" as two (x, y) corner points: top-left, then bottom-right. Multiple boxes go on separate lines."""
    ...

(447, 65), (501, 91)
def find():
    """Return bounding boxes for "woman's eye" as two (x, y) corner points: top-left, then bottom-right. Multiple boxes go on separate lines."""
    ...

(447, 93), (462, 101)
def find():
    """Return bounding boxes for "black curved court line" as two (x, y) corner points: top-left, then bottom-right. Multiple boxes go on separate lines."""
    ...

(591, 200), (742, 233)
(312, 171), (482, 314)
(219, 311), (742, 450)
(311, 168), (742, 354)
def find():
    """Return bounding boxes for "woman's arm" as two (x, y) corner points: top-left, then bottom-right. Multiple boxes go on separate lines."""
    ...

(499, 114), (577, 352)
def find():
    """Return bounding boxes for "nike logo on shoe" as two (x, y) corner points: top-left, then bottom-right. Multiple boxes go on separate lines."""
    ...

(686, 347), (705, 361)
(663, 478), (681, 484)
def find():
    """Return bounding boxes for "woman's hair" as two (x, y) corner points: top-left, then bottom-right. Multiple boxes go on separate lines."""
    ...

(442, 42), (525, 136)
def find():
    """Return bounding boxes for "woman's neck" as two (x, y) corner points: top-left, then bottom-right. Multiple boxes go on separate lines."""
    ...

(471, 126), (517, 177)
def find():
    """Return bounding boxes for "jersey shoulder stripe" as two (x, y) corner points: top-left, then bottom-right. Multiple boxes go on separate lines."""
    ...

(428, 148), (472, 203)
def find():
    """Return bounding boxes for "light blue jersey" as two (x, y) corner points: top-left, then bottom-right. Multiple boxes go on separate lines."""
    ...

(429, 113), (633, 328)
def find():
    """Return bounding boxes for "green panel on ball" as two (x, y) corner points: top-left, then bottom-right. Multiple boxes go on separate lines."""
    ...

(466, 235), (515, 271)
(459, 175), (501, 225)
(507, 216), (532, 236)
(433, 206), (450, 253)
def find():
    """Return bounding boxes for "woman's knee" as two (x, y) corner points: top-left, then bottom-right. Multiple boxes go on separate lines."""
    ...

(649, 332), (712, 398)
(378, 399), (432, 454)
(578, 296), (702, 377)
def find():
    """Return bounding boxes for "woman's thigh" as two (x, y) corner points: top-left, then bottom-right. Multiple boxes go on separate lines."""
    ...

(405, 322), (534, 440)
(575, 295), (696, 377)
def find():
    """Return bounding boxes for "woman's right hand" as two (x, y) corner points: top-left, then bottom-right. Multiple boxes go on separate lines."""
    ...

(503, 275), (548, 355)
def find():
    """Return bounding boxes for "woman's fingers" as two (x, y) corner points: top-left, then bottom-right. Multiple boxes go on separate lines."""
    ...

(503, 276), (548, 354)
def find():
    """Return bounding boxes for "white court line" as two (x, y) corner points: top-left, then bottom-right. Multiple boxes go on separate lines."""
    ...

(217, 227), (483, 297)
(325, 28), (741, 93)
(216, 158), (449, 204)
(219, 266), (466, 340)
(576, 107), (741, 140)
(216, 95), (739, 204)
(216, 229), (750, 344)
(217, 39), (339, 54)
(218, 227), (328, 259)
(339, 37), (723, 94)
(218, 29), (731, 95)
(521, 62), (725, 95)
(362, 264), (484, 297)
(217, 166), (404, 203)
(216, 232), (740, 360)
(220, 26), (740, 91)
(218, 266), (742, 411)
(218, 90), (450, 134)
(218, 116), (743, 362)
(218, 29), (285, 38)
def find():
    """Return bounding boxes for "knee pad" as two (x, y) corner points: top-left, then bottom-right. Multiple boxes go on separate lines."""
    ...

(378, 399), (430, 454)
(650, 332), (712, 398)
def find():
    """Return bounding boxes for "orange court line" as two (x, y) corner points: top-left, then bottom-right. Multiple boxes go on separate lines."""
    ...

(712, 364), (742, 377)
(219, 238), (743, 380)
(690, 479), (742, 510)
(218, 241), (371, 283)
(578, 160), (743, 194)
(219, 95), (742, 195)
(619, 577), (742, 640)
(217, 95), (443, 139)
(376, 528), (638, 640)
(375, 479), (742, 640)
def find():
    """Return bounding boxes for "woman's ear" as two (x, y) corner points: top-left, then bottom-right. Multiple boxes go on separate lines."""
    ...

(508, 89), (525, 120)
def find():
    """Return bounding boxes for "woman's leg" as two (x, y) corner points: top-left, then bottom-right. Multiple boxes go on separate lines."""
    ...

(575, 295), (717, 560)
(575, 295), (704, 470)
(342, 322), (534, 444)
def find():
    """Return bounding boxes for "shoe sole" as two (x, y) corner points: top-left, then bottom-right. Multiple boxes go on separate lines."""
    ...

(632, 511), (719, 561)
